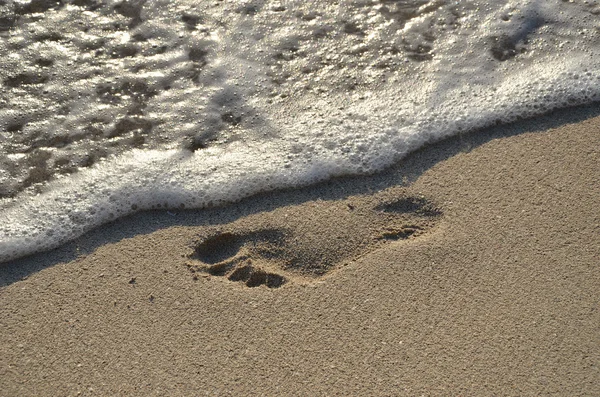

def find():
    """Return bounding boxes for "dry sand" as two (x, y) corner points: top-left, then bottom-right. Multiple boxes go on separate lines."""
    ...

(1, 105), (599, 396)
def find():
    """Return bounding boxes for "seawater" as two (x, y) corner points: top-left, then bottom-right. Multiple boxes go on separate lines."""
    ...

(1, 0), (599, 262)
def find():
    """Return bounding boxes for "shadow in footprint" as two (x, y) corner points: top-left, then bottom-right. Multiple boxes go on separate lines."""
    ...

(193, 232), (243, 264)
(376, 197), (442, 217)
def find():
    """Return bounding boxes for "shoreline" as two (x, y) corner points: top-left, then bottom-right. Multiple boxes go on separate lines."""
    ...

(3, 103), (599, 275)
(1, 104), (599, 395)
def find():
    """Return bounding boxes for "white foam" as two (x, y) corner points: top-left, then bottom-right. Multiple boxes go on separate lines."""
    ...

(1, 0), (599, 262)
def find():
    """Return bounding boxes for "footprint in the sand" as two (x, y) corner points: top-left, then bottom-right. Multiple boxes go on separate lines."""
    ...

(185, 192), (442, 288)
(186, 230), (288, 289)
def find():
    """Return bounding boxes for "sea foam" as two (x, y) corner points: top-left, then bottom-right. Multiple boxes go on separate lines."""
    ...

(1, 0), (599, 262)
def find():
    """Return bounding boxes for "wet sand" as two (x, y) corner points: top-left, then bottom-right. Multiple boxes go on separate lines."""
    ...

(1, 105), (599, 396)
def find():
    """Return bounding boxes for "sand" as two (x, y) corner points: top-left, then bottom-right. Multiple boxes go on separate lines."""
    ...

(1, 104), (599, 396)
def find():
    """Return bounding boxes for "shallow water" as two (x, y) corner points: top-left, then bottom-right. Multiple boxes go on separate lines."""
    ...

(1, 0), (599, 262)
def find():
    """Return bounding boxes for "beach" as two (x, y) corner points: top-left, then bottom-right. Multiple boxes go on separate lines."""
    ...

(1, 105), (599, 396)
